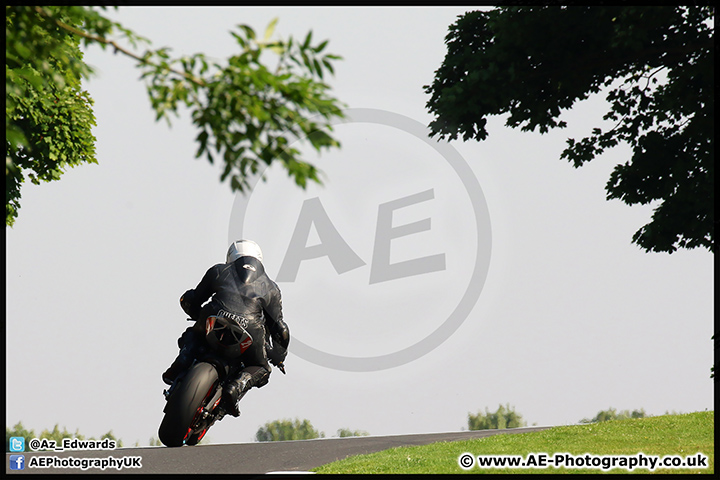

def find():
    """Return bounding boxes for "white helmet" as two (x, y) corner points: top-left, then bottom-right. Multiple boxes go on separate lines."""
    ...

(226, 239), (263, 263)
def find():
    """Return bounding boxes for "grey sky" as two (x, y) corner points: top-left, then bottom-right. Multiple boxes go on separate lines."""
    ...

(5, 7), (713, 446)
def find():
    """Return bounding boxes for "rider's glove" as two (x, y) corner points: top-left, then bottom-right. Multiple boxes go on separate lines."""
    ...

(266, 341), (286, 367)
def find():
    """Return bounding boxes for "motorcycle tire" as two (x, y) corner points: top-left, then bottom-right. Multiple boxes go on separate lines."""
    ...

(158, 362), (219, 447)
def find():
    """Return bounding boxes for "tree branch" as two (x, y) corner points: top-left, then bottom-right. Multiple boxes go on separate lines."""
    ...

(33, 6), (207, 88)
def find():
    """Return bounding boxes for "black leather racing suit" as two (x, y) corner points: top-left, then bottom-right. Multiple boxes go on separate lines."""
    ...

(179, 255), (289, 394)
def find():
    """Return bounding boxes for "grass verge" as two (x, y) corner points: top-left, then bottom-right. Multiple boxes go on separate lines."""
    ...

(312, 411), (713, 474)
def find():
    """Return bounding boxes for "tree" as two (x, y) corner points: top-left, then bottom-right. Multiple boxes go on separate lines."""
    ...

(6, 6), (100, 227)
(579, 407), (647, 424)
(255, 418), (325, 442)
(6, 6), (345, 227)
(6, 422), (35, 452)
(336, 428), (370, 437)
(425, 6), (714, 253)
(467, 404), (526, 430)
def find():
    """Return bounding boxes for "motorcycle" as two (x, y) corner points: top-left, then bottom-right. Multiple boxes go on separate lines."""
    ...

(158, 314), (284, 447)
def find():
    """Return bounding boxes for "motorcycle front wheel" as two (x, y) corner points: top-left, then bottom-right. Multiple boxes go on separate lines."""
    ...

(158, 362), (219, 447)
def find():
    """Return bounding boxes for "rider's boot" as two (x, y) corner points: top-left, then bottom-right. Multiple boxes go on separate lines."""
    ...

(222, 366), (270, 417)
(222, 371), (253, 417)
(162, 327), (201, 385)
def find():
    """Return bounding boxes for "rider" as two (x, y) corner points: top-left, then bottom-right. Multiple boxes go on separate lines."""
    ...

(162, 239), (289, 416)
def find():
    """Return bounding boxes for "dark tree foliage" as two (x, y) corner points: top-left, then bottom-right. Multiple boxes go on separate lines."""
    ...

(425, 6), (714, 253)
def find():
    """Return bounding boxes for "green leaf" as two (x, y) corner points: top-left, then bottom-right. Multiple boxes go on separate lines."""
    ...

(313, 39), (329, 53)
(264, 17), (279, 42)
(238, 24), (256, 41)
(231, 31), (247, 49)
(302, 30), (313, 49)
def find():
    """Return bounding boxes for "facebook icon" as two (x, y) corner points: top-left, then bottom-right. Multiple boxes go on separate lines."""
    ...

(9, 455), (25, 470)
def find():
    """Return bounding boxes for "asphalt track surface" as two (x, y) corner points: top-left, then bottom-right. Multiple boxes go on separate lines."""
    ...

(6, 426), (551, 475)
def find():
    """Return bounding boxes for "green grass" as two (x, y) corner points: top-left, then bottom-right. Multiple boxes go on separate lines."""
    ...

(312, 411), (714, 474)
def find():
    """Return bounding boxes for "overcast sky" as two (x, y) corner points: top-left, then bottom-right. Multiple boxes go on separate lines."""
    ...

(6, 7), (713, 447)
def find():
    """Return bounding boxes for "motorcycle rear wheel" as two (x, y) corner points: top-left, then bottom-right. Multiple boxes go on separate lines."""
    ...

(158, 362), (219, 447)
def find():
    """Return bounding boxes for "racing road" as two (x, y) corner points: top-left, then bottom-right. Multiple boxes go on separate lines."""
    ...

(6, 426), (551, 475)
